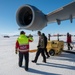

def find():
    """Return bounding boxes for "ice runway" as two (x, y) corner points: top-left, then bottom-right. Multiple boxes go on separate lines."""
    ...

(0, 36), (75, 75)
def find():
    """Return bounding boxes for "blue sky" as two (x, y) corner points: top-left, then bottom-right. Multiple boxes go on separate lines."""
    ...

(0, 0), (75, 35)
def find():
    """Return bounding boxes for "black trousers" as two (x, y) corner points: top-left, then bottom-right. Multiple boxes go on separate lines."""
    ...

(34, 48), (46, 62)
(19, 52), (29, 70)
(67, 43), (72, 50)
(44, 48), (50, 57)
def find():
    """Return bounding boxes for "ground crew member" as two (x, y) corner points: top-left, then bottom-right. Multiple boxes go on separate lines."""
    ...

(48, 34), (51, 41)
(15, 31), (33, 71)
(32, 31), (46, 63)
(42, 33), (50, 58)
(66, 32), (73, 50)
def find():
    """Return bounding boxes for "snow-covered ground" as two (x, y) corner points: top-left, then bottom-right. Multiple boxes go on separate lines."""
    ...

(0, 36), (75, 75)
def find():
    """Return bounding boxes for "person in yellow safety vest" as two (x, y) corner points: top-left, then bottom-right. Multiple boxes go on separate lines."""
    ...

(15, 31), (33, 71)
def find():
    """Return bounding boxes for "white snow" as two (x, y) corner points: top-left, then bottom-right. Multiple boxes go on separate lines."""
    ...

(0, 36), (75, 75)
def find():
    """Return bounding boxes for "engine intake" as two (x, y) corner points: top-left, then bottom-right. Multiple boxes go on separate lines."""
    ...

(16, 4), (47, 30)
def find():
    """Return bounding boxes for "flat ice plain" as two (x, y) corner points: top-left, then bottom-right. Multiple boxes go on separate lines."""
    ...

(0, 36), (75, 75)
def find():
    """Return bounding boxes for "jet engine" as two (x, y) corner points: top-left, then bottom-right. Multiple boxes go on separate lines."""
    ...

(16, 4), (47, 30)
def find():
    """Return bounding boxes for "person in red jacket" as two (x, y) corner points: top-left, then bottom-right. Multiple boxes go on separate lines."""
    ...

(15, 31), (33, 71)
(67, 33), (73, 50)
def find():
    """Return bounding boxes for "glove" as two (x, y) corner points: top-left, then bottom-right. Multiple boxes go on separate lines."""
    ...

(28, 34), (33, 37)
(37, 45), (40, 48)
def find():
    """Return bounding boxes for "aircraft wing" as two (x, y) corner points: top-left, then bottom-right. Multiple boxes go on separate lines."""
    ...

(47, 1), (75, 24)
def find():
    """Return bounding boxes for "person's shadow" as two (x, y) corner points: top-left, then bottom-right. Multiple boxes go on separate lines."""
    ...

(22, 66), (59, 75)
(36, 62), (75, 71)
(28, 68), (59, 75)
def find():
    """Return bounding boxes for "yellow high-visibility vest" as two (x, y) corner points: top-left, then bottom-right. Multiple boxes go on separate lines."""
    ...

(17, 34), (29, 52)
(17, 34), (29, 45)
(17, 34), (33, 52)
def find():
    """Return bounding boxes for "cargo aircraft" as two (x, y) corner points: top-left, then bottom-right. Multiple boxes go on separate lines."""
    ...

(16, 1), (75, 31)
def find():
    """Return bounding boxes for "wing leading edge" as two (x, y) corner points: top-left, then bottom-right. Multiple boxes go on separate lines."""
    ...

(46, 1), (75, 24)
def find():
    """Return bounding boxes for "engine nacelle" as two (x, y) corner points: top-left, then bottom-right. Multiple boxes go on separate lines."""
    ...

(16, 4), (47, 30)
